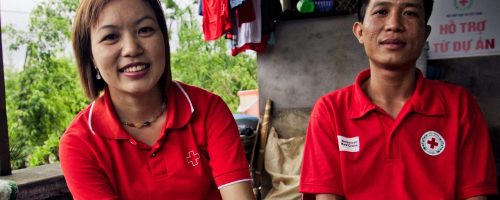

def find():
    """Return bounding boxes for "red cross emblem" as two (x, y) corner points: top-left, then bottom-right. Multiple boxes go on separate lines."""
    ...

(186, 150), (200, 166)
(427, 138), (439, 149)
(420, 131), (446, 156)
(455, 0), (474, 10)
(459, 0), (469, 6)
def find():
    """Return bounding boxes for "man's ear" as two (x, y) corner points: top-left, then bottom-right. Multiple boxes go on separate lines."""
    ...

(353, 22), (364, 44)
(424, 25), (432, 40)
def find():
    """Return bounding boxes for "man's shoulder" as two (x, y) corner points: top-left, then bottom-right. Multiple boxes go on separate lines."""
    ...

(312, 84), (356, 115)
(320, 84), (356, 103)
(424, 78), (472, 99)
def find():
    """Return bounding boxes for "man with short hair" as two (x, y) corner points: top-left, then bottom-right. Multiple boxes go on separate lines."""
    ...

(299, 0), (498, 199)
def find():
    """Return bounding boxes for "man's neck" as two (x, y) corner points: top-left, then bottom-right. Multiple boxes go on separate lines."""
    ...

(362, 67), (417, 119)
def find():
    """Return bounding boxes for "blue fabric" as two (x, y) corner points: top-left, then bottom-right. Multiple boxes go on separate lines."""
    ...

(230, 0), (246, 9)
(199, 0), (202, 16)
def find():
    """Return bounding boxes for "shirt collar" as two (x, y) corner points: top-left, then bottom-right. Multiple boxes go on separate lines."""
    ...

(348, 68), (446, 119)
(88, 81), (194, 139)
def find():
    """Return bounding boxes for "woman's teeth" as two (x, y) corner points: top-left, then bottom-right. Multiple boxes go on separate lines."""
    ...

(123, 64), (148, 72)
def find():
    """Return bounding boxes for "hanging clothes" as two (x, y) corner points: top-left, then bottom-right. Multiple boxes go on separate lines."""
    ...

(231, 34), (269, 56)
(233, 0), (256, 25)
(230, 0), (262, 55)
(202, 0), (232, 41)
(230, 0), (246, 9)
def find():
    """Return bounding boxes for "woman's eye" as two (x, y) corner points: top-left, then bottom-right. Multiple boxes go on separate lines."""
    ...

(138, 27), (154, 34)
(102, 34), (118, 42)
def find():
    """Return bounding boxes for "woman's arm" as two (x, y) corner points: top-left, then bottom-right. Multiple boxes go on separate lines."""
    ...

(203, 96), (254, 199)
(465, 196), (487, 200)
(220, 181), (255, 200)
(316, 194), (345, 200)
(59, 133), (118, 200)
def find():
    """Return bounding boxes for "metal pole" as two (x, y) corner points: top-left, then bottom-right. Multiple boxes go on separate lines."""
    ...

(0, 5), (13, 175)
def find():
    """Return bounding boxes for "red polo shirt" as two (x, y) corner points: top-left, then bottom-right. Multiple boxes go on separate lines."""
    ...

(59, 81), (251, 200)
(300, 69), (497, 199)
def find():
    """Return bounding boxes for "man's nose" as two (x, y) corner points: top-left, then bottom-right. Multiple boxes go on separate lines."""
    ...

(385, 13), (405, 32)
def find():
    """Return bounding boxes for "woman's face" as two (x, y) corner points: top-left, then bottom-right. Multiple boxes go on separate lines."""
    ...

(90, 0), (166, 97)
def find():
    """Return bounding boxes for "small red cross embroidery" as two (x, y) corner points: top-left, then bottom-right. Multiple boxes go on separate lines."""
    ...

(186, 151), (200, 166)
(459, 0), (468, 6)
(427, 138), (439, 149)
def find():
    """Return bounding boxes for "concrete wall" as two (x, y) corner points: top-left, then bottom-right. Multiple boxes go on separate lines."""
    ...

(258, 15), (367, 138)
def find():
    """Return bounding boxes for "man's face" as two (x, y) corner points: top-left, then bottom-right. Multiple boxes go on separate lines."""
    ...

(353, 0), (431, 70)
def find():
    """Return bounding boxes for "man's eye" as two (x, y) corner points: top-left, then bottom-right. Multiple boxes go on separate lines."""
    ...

(138, 27), (154, 34)
(374, 9), (388, 15)
(404, 11), (418, 16)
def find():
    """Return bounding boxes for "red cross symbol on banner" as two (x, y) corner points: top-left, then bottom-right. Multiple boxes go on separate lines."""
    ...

(427, 138), (439, 149)
(186, 150), (200, 166)
(459, 0), (469, 6)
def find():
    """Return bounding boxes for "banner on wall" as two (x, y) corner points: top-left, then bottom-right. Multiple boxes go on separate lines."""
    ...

(427, 0), (500, 60)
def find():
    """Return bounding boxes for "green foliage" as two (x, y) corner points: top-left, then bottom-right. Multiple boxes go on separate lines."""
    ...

(167, 1), (257, 111)
(6, 58), (87, 168)
(4, 0), (86, 169)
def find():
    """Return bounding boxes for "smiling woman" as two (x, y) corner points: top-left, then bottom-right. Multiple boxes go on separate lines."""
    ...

(59, 0), (255, 199)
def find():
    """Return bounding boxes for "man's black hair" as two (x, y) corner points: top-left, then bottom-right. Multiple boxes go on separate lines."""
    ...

(357, 0), (434, 23)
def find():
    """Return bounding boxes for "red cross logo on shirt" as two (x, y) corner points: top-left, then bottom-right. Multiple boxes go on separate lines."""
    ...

(427, 138), (439, 149)
(420, 131), (446, 156)
(186, 150), (200, 167)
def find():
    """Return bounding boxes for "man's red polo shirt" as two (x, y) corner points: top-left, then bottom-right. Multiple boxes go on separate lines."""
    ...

(59, 81), (251, 200)
(300, 69), (497, 199)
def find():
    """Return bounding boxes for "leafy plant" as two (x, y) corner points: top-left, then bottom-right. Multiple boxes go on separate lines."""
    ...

(3, 0), (85, 169)
(167, 1), (257, 111)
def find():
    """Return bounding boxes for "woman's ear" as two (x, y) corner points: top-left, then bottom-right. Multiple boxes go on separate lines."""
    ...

(353, 22), (364, 44)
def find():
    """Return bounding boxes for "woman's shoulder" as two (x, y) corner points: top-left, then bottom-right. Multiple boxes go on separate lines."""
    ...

(62, 102), (96, 140)
(172, 81), (222, 101)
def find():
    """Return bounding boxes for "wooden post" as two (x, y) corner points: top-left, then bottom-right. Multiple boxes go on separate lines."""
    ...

(0, 9), (13, 176)
(251, 99), (272, 199)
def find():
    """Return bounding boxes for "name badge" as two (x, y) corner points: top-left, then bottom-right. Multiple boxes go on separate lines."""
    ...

(337, 135), (360, 152)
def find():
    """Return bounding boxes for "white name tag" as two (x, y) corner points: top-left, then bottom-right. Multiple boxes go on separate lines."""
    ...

(337, 136), (360, 152)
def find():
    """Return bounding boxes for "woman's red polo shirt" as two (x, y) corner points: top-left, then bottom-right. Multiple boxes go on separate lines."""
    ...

(59, 81), (251, 199)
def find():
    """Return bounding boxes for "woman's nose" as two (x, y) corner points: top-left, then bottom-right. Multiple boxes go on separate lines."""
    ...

(121, 34), (144, 57)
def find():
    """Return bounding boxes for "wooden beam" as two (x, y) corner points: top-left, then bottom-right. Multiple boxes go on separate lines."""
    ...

(0, 6), (13, 175)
